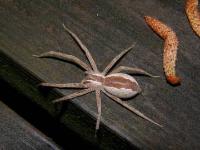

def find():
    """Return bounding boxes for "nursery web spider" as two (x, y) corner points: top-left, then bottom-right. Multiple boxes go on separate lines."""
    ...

(34, 24), (162, 132)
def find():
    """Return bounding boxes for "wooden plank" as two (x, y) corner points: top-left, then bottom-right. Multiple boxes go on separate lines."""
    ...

(0, 50), (135, 149)
(0, 0), (199, 149)
(0, 101), (60, 149)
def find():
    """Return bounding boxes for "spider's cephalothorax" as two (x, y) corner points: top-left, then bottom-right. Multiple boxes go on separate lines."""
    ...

(34, 24), (162, 132)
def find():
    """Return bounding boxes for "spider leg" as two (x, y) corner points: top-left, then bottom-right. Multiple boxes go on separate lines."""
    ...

(102, 43), (136, 75)
(33, 51), (91, 71)
(110, 66), (159, 78)
(40, 83), (88, 89)
(52, 88), (94, 103)
(95, 90), (102, 133)
(63, 24), (98, 72)
(102, 90), (163, 128)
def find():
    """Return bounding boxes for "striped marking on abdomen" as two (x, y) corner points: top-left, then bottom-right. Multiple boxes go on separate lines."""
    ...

(104, 73), (141, 98)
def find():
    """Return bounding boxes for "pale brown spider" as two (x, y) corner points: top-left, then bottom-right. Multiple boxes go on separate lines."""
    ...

(34, 24), (162, 132)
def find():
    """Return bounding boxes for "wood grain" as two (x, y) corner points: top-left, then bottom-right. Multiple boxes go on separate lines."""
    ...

(0, 0), (200, 149)
(0, 101), (60, 149)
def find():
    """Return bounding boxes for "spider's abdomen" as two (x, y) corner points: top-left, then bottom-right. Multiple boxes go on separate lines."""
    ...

(103, 73), (141, 98)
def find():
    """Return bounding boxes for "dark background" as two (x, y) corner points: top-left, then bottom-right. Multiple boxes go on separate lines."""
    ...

(0, 0), (200, 149)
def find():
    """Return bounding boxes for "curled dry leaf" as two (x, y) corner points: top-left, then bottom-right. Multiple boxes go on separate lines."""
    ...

(144, 16), (181, 85)
(185, 0), (200, 37)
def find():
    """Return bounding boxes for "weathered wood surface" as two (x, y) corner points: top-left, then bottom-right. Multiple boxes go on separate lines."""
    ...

(0, 0), (200, 149)
(0, 101), (60, 149)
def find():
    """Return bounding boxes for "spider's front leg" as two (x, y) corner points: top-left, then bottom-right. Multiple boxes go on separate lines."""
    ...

(63, 24), (98, 72)
(39, 83), (88, 89)
(39, 82), (91, 102)
(111, 66), (159, 78)
(53, 88), (94, 103)
(33, 51), (92, 71)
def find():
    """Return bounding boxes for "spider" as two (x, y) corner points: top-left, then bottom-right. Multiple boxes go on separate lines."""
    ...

(34, 24), (162, 132)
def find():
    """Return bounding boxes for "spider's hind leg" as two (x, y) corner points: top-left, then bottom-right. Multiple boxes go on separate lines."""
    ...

(111, 66), (159, 78)
(102, 43), (136, 75)
(102, 90), (162, 128)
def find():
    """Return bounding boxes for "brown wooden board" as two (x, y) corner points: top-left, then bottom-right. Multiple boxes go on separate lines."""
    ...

(0, 101), (60, 149)
(0, 0), (200, 149)
(0, 51), (134, 149)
